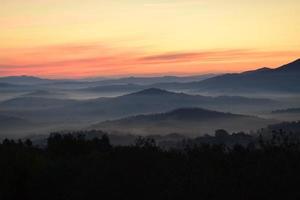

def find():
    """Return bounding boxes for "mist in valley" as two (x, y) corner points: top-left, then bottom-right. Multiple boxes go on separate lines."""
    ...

(1, 60), (300, 141)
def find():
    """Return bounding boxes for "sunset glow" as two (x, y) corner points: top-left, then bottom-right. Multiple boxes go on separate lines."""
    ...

(1, 0), (300, 78)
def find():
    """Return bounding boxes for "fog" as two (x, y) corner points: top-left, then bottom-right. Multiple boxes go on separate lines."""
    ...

(0, 72), (299, 139)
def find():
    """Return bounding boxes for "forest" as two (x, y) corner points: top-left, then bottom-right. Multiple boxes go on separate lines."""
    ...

(1, 129), (300, 200)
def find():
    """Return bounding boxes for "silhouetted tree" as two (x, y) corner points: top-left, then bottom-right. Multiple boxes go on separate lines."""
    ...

(0, 129), (300, 199)
(25, 139), (32, 147)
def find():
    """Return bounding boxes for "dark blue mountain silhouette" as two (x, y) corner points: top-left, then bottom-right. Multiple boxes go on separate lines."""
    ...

(0, 75), (53, 85)
(193, 58), (300, 93)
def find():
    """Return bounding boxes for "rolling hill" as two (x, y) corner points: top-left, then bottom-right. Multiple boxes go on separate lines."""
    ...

(0, 88), (279, 119)
(73, 88), (279, 120)
(0, 97), (78, 110)
(91, 108), (275, 136)
(0, 75), (54, 85)
(0, 82), (33, 92)
(0, 88), (280, 134)
(21, 90), (68, 99)
(0, 114), (35, 137)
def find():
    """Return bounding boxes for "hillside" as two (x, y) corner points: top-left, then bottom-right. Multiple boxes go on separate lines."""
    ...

(91, 108), (275, 136)
(0, 75), (54, 85)
(0, 114), (34, 135)
(75, 88), (279, 119)
(0, 88), (279, 122)
(0, 97), (78, 110)
(190, 59), (300, 93)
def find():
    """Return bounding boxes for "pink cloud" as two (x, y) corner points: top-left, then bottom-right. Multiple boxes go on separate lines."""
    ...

(0, 43), (299, 78)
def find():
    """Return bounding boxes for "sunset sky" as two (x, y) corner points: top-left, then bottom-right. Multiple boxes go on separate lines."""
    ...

(1, 0), (300, 78)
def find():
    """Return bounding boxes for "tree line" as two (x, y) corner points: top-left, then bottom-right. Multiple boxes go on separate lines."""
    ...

(1, 130), (300, 199)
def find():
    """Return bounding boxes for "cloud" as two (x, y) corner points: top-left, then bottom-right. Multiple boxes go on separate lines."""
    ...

(0, 42), (299, 78)
(139, 49), (300, 64)
(141, 52), (206, 61)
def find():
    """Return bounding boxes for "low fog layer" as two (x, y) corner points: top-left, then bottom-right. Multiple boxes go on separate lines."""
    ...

(0, 59), (300, 138)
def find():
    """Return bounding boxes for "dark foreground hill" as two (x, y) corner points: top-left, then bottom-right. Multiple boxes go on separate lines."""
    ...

(92, 108), (275, 136)
(1, 131), (300, 200)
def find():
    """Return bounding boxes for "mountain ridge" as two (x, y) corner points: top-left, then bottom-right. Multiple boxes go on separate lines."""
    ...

(191, 58), (300, 93)
(91, 107), (275, 136)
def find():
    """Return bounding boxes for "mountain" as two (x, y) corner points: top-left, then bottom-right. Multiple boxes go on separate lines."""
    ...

(76, 74), (219, 93)
(91, 108), (275, 136)
(3, 74), (216, 92)
(75, 88), (278, 120)
(242, 67), (272, 75)
(0, 97), (78, 110)
(0, 88), (278, 128)
(0, 74), (216, 90)
(275, 59), (300, 73)
(189, 58), (300, 93)
(0, 82), (19, 88)
(82, 74), (218, 85)
(79, 84), (144, 93)
(21, 90), (67, 99)
(0, 114), (33, 134)
(1, 59), (298, 94)
(0, 82), (34, 92)
(0, 114), (31, 126)
(0, 75), (55, 85)
(78, 59), (300, 94)
(129, 88), (176, 95)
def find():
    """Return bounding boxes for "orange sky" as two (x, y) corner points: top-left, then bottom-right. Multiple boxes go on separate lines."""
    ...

(0, 0), (299, 78)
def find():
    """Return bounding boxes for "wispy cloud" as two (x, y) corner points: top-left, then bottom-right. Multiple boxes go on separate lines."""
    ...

(0, 42), (299, 78)
(140, 50), (252, 63)
(139, 49), (300, 64)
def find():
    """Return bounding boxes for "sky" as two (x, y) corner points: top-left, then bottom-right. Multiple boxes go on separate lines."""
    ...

(0, 0), (299, 78)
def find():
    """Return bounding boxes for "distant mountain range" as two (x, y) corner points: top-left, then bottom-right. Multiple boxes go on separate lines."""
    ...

(0, 74), (217, 86)
(76, 58), (300, 94)
(0, 74), (219, 92)
(0, 59), (299, 94)
(0, 76), (55, 85)
(81, 74), (218, 85)
(188, 58), (300, 93)
(91, 108), (275, 136)
(0, 59), (299, 137)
